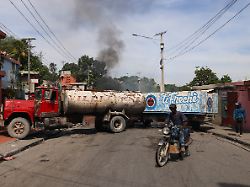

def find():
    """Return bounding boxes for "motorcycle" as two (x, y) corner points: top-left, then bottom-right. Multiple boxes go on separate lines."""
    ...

(155, 122), (191, 167)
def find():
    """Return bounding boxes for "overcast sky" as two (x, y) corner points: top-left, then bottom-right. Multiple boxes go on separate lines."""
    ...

(1, 0), (249, 86)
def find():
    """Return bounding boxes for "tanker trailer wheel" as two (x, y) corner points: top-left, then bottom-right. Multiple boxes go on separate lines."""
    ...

(109, 116), (126, 133)
(7, 117), (31, 139)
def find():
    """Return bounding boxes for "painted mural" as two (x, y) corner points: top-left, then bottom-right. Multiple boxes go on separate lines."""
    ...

(144, 91), (218, 114)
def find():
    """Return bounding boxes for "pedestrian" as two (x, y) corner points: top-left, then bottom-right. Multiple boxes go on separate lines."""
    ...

(233, 102), (246, 136)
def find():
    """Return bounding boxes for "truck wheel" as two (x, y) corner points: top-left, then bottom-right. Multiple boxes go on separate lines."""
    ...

(7, 117), (31, 139)
(109, 116), (126, 133)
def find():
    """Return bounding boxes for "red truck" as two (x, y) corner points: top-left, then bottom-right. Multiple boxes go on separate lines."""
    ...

(0, 86), (146, 139)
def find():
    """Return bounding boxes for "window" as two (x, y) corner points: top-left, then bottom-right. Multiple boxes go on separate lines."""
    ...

(44, 90), (50, 100)
(35, 90), (42, 100)
(50, 91), (57, 101)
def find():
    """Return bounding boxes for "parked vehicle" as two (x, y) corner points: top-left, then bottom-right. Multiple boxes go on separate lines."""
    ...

(0, 86), (146, 139)
(143, 91), (218, 129)
(155, 122), (190, 167)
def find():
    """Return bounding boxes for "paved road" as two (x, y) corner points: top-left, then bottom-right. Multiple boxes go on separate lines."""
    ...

(0, 127), (250, 187)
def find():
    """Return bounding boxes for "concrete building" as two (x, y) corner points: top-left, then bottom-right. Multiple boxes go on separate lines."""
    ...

(0, 51), (21, 89)
(19, 70), (39, 94)
(60, 71), (76, 86)
(193, 81), (250, 131)
(0, 30), (6, 108)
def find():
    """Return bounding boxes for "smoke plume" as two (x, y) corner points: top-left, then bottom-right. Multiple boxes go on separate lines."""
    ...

(73, 0), (152, 71)
(97, 26), (124, 69)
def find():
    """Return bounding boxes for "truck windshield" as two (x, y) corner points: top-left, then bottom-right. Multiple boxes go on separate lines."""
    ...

(35, 89), (42, 100)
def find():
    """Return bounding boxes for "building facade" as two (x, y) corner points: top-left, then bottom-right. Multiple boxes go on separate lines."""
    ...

(194, 81), (250, 132)
(221, 81), (250, 131)
(0, 51), (21, 89)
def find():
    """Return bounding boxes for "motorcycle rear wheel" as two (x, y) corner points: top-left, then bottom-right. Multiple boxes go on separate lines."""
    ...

(155, 144), (169, 167)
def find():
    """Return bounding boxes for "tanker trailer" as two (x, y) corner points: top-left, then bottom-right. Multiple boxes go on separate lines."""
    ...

(62, 89), (146, 132)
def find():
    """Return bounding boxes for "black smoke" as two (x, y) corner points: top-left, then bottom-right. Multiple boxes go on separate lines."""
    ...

(72, 0), (152, 70)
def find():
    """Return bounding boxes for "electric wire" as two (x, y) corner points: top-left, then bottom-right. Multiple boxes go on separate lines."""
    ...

(25, 0), (77, 61)
(9, 0), (69, 63)
(20, 0), (74, 61)
(167, 0), (236, 53)
(0, 22), (19, 38)
(167, 2), (250, 61)
(167, 0), (237, 56)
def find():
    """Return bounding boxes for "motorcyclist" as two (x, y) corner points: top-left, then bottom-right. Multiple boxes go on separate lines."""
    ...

(166, 103), (190, 154)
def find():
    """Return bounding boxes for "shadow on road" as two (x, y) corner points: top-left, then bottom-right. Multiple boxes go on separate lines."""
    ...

(25, 127), (97, 141)
(218, 182), (250, 187)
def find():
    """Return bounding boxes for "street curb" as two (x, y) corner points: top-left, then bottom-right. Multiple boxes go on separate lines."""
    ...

(207, 130), (250, 148)
(0, 138), (44, 161)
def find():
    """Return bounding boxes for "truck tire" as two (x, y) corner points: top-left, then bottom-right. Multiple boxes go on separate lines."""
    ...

(109, 116), (126, 133)
(7, 117), (31, 139)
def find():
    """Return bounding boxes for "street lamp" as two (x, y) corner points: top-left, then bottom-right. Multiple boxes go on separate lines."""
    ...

(132, 31), (167, 92)
(154, 31), (167, 92)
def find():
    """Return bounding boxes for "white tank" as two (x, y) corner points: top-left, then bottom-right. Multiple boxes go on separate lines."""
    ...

(63, 90), (146, 116)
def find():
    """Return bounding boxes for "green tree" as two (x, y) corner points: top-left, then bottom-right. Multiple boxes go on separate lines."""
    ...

(95, 76), (121, 90)
(61, 62), (79, 79)
(116, 76), (158, 92)
(178, 84), (191, 91)
(189, 66), (219, 86)
(62, 55), (107, 87)
(164, 84), (179, 92)
(0, 36), (28, 64)
(220, 74), (232, 83)
(49, 63), (58, 83)
(140, 77), (159, 92)
(0, 37), (55, 85)
(118, 76), (140, 91)
(29, 55), (50, 84)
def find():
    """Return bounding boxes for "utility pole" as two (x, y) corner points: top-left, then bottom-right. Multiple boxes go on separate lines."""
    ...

(23, 38), (35, 93)
(154, 31), (167, 92)
(132, 31), (167, 92)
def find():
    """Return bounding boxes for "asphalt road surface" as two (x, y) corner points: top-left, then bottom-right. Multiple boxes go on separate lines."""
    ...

(0, 127), (250, 187)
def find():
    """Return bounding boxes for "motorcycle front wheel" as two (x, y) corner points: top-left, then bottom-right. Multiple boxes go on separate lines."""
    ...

(155, 143), (169, 167)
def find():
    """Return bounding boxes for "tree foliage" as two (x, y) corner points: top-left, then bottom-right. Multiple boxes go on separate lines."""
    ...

(0, 37), (234, 91)
(0, 37), (28, 65)
(189, 66), (219, 86)
(117, 76), (158, 92)
(61, 55), (107, 86)
(49, 63), (58, 83)
(95, 76), (121, 90)
(189, 66), (233, 86)
(0, 37), (58, 84)
(220, 74), (232, 83)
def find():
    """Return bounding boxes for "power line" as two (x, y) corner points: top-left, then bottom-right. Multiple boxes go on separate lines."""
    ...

(20, 0), (74, 61)
(26, 0), (77, 61)
(167, 2), (250, 61)
(167, 0), (237, 56)
(9, 0), (70, 62)
(0, 22), (19, 38)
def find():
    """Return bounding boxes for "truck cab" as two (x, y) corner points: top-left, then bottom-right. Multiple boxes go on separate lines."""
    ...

(0, 87), (60, 139)
(34, 87), (60, 118)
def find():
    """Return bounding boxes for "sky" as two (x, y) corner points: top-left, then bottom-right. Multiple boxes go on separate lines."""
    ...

(0, 0), (250, 86)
